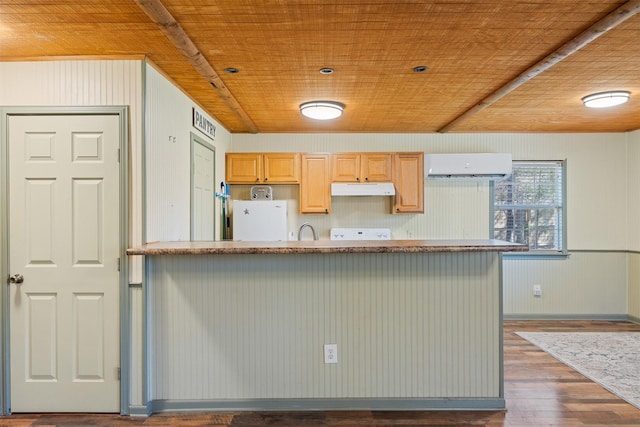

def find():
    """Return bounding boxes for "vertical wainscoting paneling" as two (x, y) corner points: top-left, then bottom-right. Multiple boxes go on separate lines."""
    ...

(629, 131), (640, 252)
(144, 67), (190, 242)
(0, 60), (146, 410)
(148, 252), (501, 404)
(229, 133), (632, 319)
(627, 253), (640, 320)
(503, 252), (627, 317)
(228, 180), (489, 241)
(129, 286), (144, 406)
(231, 132), (629, 250)
(144, 64), (232, 243)
(0, 60), (145, 283)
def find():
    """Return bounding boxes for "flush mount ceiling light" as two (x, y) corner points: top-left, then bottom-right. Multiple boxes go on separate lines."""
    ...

(299, 101), (344, 120)
(582, 91), (630, 108)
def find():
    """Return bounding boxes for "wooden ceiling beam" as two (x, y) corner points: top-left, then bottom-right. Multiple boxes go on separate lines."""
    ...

(438, 0), (640, 133)
(134, 0), (259, 133)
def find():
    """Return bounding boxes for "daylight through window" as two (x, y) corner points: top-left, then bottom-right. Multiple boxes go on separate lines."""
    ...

(492, 161), (565, 252)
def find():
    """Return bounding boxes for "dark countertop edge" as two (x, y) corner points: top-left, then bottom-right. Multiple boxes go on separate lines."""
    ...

(126, 240), (528, 256)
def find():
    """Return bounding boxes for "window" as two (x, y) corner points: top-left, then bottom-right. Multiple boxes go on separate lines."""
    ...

(492, 160), (565, 253)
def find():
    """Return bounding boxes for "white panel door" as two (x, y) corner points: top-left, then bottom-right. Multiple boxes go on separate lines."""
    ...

(9, 114), (120, 412)
(191, 136), (215, 240)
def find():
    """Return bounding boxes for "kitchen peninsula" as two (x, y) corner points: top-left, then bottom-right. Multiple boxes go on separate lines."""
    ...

(128, 239), (526, 414)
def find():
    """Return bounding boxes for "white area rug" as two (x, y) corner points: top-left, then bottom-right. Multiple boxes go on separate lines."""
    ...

(516, 332), (640, 409)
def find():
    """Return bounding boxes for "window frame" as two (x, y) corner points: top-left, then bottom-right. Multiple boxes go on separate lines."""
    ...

(490, 159), (568, 258)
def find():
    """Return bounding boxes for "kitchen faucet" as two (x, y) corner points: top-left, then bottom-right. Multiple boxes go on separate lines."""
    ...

(298, 223), (318, 240)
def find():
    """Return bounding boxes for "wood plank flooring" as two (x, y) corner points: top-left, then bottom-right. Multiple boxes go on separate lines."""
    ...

(1, 320), (639, 426)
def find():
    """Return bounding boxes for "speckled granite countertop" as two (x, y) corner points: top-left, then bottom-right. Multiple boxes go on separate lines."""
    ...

(126, 239), (527, 256)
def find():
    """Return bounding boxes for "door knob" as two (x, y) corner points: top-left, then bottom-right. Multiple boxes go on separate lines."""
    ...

(9, 274), (24, 284)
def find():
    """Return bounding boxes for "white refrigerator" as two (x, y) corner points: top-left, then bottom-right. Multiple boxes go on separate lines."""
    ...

(232, 200), (288, 241)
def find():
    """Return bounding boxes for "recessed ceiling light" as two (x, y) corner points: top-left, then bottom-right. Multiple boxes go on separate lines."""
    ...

(413, 65), (429, 73)
(224, 67), (239, 74)
(319, 67), (334, 74)
(300, 101), (344, 120)
(582, 91), (630, 108)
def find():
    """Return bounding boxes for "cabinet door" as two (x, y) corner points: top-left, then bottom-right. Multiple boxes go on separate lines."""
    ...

(362, 153), (393, 182)
(331, 153), (360, 182)
(226, 153), (262, 183)
(300, 153), (331, 214)
(393, 153), (424, 213)
(263, 153), (300, 183)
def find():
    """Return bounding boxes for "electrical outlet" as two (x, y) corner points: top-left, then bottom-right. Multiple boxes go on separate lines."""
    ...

(533, 285), (542, 297)
(324, 344), (338, 364)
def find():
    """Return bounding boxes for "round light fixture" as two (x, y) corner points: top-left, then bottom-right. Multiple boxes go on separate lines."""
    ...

(299, 101), (344, 120)
(582, 91), (630, 108)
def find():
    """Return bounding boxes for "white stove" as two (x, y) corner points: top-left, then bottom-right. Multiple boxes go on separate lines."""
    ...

(330, 228), (391, 240)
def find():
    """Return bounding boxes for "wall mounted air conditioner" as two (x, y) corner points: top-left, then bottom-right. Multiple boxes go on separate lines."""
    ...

(424, 153), (512, 179)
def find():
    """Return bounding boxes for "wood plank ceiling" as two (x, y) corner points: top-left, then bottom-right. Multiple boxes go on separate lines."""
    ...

(1, 0), (639, 134)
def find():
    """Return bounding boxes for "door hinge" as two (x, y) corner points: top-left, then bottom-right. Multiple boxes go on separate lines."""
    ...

(117, 148), (121, 163)
(117, 367), (121, 380)
(117, 258), (121, 272)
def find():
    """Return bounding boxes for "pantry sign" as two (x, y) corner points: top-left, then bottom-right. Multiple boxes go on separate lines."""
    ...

(192, 107), (216, 140)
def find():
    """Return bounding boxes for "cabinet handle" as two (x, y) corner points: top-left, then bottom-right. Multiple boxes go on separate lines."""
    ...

(325, 208), (328, 213)
(265, 177), (268, 181)
(256, 178), (260, 182)
(356, 177), (360, 182)
(365, 177), (369, 182)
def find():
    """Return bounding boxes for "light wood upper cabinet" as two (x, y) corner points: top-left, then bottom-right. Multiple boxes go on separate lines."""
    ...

(393, 152), (424, 214)
(331, 153), (393, 182)
(263, 153), (300, 183)
(300, 153), (331, 214)
(331, 153), (360, 182)
(226, 151), (422, 215)
(225, 153), (262, 183)
(362, 153), (393, 182)
(226, 153), (299, 184)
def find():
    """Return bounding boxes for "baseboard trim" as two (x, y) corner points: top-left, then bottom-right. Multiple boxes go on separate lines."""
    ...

(147, 398), (506, 413)
(128, 404), (152, 417)
(504, 314), (628, 321)
(627, 314), (640, 325)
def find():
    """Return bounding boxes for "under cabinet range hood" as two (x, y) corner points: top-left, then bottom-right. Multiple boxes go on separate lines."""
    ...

(331, 182), (396, 196)
(424, 153), (512, 179)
